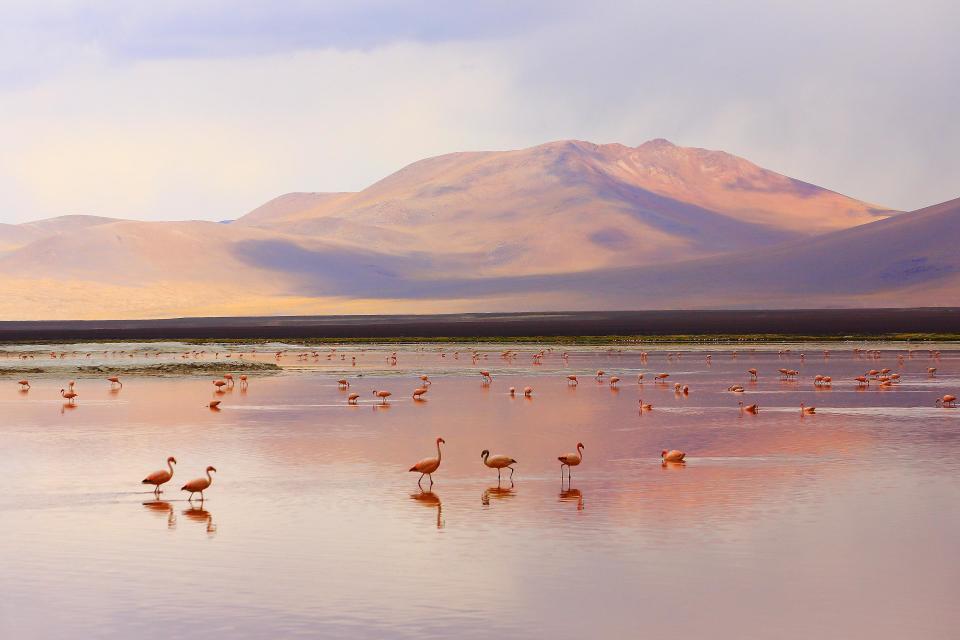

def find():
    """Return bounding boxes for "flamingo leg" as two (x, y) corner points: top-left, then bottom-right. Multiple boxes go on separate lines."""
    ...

(509, 466), (515, 479)
(417, 473), (424, 488)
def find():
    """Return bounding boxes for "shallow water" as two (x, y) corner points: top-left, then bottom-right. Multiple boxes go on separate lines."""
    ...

(1, 344), (959, 638)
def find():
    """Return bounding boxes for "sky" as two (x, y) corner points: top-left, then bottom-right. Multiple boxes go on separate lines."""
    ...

(0, 0), (957, 224)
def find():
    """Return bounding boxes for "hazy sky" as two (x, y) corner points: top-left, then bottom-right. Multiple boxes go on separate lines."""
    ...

(1, 0), (957, 223)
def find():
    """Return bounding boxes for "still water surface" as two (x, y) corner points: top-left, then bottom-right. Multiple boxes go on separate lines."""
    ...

(1, 344), (958, 638)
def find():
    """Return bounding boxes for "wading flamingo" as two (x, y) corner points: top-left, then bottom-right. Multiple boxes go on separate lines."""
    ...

(523, 386), (533, 397)
(800, 403), (816, 415)
(748, 368), (758, 380)
(654, 373), (670, 382)
(107, 376), (122, 388)
(936, 395), (956, 408)
(213, 380), (227, 392)
(338, 379), (350, 389)
(372, 390), (392, 405)
(223, 373), (234, 387)
(739, 401), (759, 414)
(412, 387), (428, 400)
(410, 437), (444, 488)
(595, 370), (605, 381)
(661, 449), (685, 463)
(558, 442), (584, 480)
(481, 450), (517, 482)
(17, 379), (30, 390)
(509, 387), (516, 397)
(60, 388), (78, 405)
(609, 376), (620, 387)
(142, 456), (176, 494)
(480, 371), (492, 384)
(347, 392), (361, 405)
(239, 375), (248, 389)
(208, 400), (221, 410)
(638, 399), (652, 412)
(567, 375), (578, 386)
(181, 466), (217, 501)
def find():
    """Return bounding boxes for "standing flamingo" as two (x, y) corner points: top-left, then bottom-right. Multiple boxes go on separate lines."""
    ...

(936, 395), (956, 407)
(567, 375), (578, 386)
(142, 456), (176, 494)
(558, 442), (584, 480)
(480, 371), (492, 384)
(223, 373), (235, 387)
(181, 466), (217, 501)
(107, 376), (122, 388)
(609, 376), (620, 387)
(372, 390), (392, 405)
(412, 387), (428, 400)
(60, 388), (78, 405)
(739, 401), (759, 414)
(800, 403), (816, 415)
(748, 368), (758, 380)
(410, 437), (444, 488)
(338, 379), (350, 388)
(481, 450), (517, 482)
(347, 392), (360, 405)
(523, 386), (533, 397)
(17, 379), (30, 390)
(213, 380), (227, 392)
(638, 399), (652, 412)
(239, 375), (248, 389)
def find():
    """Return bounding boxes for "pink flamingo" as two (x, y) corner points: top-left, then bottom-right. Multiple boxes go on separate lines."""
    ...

(558, 442), (584, 480)
(410, 437), (444, 488)
(142, 456), (176, 494)
(181, 466), (217, 501)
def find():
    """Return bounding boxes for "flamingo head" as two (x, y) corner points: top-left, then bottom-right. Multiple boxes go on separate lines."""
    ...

(436, 437), (445, 445)
(481, 449), (490, 459)
(661, 450), (668, 457)
(207, 466), (217, 473)
(372, 390), (378, 396)
(167, 456), (177, 464)
(577, 442), (584, 450)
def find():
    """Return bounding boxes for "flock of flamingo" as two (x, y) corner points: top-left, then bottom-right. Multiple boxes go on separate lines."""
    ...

(7, 344), (956, 497)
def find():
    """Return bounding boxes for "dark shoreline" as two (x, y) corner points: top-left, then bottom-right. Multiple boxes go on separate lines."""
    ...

(0, 308), (958, 342)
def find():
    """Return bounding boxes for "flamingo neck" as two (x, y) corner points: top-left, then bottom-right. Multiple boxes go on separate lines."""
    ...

(436, 442), (442, 461)
(206, 469), (213, 483)
(578, 445), (584, 458)
(168, 460), (175, 475)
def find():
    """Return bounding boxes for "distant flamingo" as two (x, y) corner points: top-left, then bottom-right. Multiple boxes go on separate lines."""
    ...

(410, 437), (444, 488)
(481, 450), (517, 482)
(17, 379), (30, 390)
(208, 400), (221, 410)
(748, 368), (758, 380)
(638, 399), (652, 412)
(800, 403), (816, 415)
(739, 400), (759, 414)
(636, 373), (645, 383)
(854, 376), (869, 387)
(928, 368), (937, 376)
(372, 390), (392, 405)
(567, 375), (578, 386)
(558, 442), (584, 480)
(596, 370), (605, 381)
(181, 466), (217, 501)
(142, 456), (176, 494)
(213, 380), (227, 392)
(107, 376), (122, 388)
(223, 373), (234, 387)
(523, 386), (533, 397)
(509, 387), (516, 396)
(338, 379), (350, 388)
(654, 373), (669, 382)
(480, 371), (492, 384)
(239, 375), (248, 389)
(60, 388), (78, 405)
(347, 393), (360, 405)
(661, 449), (685, 463)
(936, 395), (956, 408)
(609, 376), (620, 387)
(413, 387), (428, 400)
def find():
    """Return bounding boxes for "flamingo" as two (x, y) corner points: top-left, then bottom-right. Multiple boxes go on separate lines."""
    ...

(739, 401), (759, 414)
(107, 376), (122, 388)
(60, 388), (78, 405)
(936, 395), (956, 408)
(480, 371), (492, 384)
(410, 437), (444, 488)
(636, 373), (644, 383)
(928, 367), (937, 376)
(239, 374), (248, 389)
(412, 387), (428, 400)
(609, 376), (620, 387)
(481, 450), (517, 482)
(420, 374), (431, 386)
(208, 400), (221, 410)
(748, 368), (758, 380)
(523, 386), (533, 397)
(347, 392), (360, 405)
(372, 390), (392, 405)
(558, 442), (584, 479)
(142, 456), (176, 494)
(638, 399), (652, 412)
(338, 379), (350, 389)
(800, 403), (816, 415)
(595, 370), (605, 381)
(728, 384), (745, 392)
(854, 375), (869, 386)
(567, 375), (578, 386)
(654, 373), (669, 382)
(509, 387), (516, 396)
(181, 466), (217, 501)
(213, 380), (227, 392)
(661, 449), (685, 463)
(17, 379), (30, 390)
(223, 373), (234, 387)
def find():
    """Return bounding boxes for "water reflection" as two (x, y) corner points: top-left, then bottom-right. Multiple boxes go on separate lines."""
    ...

(410, 490), (443, 529)
(143, 499), (176, 529)
(183, 506), (217, 535)
(558, 487), (584, 511)
(481, 485), (515, 506)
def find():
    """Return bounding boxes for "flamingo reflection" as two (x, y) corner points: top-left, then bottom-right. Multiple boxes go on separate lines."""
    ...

(559, 487), (584, 511)
(481, 484), (515, 506)
(410, 490), (444, 529)
(182, 506), (217, 535)
(142, 499), (176, 529)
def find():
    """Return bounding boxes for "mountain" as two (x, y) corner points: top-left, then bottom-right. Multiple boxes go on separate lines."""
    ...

(0, 138), (938, 320)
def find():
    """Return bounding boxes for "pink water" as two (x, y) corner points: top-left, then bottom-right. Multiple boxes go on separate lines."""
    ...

(1, 343), (959, 638)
